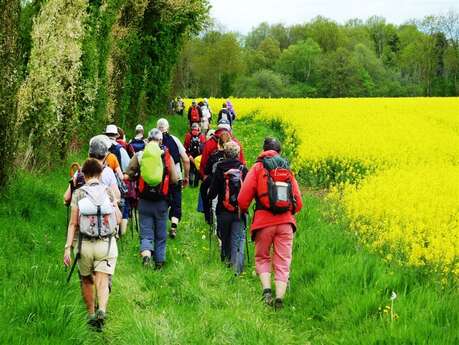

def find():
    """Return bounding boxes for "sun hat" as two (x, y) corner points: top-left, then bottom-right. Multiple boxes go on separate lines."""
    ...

(89, 135), (110, 158)
(104, 124), (118, 136)
(217, 118), (231, 132)
(135, 124), (144, 132)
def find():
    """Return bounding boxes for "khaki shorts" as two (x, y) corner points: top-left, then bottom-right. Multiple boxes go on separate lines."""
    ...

(75, 238), (118, 277)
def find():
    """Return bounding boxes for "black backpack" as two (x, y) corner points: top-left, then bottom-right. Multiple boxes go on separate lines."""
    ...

(189, 135), (202, 157)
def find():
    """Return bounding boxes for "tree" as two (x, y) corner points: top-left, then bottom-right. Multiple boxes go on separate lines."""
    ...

(233, 69), (286, 97)
(0, 0), (21, 187)
(308, 16), (343, 52)
(275, 38), (321, 83)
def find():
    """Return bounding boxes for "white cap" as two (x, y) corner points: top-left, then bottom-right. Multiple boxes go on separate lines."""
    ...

(105, 124), (118, 135)
(157, 118), (169, 132)
(135, 124), (144, 131)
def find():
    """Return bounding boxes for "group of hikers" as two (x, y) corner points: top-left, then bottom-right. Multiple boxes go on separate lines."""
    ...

(63, 98), (303, 331)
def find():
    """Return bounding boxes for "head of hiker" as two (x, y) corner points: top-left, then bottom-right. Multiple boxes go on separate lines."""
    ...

(135, 124), (144, 136)
(218, 131), (231, 150)
(81, 158), (103, 182)
(263, 137), (281, 154)
(223, 141), (240, 160)
(157, 118), (169, 133)
(217, 118), (231, 132)
(191, 122), (200, 135)
(105, 124), (119, 139)
(148, 128), (163, 143)
(88, 135), (110, 160)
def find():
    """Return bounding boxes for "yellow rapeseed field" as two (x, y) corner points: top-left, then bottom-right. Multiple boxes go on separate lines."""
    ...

(203, 97), (459, 275)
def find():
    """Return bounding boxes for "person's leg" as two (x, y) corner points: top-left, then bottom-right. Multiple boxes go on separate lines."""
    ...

(138, 199), (154, 262)
(218, 212), (232, 263)
(254, 226), (276, 305)
(94, 272), (110, 312)
(230, 215), (244, 274)
(200, 177), (212, 224)
(272, 224), (294, 302)
(120, 200), (129, 236)
(81, 275), (95, 315)
(153, 200), (169, 266)
(169, 182), (182, 238)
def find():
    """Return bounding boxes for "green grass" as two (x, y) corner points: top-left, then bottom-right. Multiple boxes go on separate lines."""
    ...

(1, 115), (458, 344)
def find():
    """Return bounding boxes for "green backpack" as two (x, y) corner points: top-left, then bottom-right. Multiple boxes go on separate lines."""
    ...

(140, 142), (164, 186)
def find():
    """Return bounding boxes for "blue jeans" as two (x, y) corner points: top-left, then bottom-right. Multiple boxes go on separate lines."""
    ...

(217, 212), (246, 274)
(138, 199), (168, 263)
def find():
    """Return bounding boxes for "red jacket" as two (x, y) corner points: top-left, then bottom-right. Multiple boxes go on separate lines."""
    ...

(184, 131), (206, 156)
(238, 150), (303, 237)
(199, 129), (246, 177)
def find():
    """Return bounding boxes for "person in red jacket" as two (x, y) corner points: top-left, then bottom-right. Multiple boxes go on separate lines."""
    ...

(199, 119), (245, 179)
(238, 137), (303, 310)
(184, 123), (206, 187)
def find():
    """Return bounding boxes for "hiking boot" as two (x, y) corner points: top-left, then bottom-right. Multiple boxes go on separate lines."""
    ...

(142, 256), (152, 267)
(87, 315), (98, 330)
(95, 309), (106, 331)
(169, 223), (177, 239)
(155, 262), (165, 270)
(262, 289), (273, 307)
(274, 298), (284, 311)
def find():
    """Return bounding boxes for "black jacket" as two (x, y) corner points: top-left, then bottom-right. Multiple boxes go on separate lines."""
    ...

(208, 158), (248, 214)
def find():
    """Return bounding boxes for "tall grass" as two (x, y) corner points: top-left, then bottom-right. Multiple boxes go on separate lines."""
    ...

(1, 115), (458, 344)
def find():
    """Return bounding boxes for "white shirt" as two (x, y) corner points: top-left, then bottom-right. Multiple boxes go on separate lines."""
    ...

(171, 135), (186, 180)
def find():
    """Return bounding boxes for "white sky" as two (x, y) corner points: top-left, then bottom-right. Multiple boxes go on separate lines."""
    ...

(209, 0), (459, 33)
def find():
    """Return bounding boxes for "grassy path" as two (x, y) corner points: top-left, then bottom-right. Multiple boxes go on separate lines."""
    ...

(1, 116), (459, 344)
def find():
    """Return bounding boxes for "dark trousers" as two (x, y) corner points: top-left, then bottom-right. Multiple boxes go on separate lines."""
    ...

(138, 199), (168, 263)
(217, 211), (246, 274)
(169, 182), (182, 221)
(189, 163), (200, 188)
(200, 177), (213, 224)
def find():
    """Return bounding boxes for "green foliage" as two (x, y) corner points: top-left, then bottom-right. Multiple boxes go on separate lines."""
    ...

(233, 70), (286, 98)
(0, 0), (23, 187)
(174, 13), (459, 98)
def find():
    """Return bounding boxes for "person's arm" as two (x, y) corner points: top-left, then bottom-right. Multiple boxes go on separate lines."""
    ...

(107, 188), (122, 224)
(180, 150), (190, 187)
(63, 206), (78, 267)
(237, 165), (259, 214)
(291, 175), (303, 214)
(188, 107), (192, 122)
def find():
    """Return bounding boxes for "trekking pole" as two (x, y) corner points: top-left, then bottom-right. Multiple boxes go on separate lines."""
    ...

(244, 213), (250, 265)
(208, 215), (213, 262)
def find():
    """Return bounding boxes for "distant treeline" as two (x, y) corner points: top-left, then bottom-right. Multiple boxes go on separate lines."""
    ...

(172, 13), (459, 98)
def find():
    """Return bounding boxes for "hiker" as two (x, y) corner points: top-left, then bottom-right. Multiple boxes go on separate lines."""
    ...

(129, 124), (147, 153)
(64, 135), (121, 205)
(184, 122), (206, 187)
(176, 97), (185, 116)
(199, 119), (245, 180)
(208, 141), (248, 274)
(238, 138), (303, 310)
(157, 118), (190, 239)
(187, 99), (202, 127)
(104, 124), (130, 172)
(117, 127), (134, 158)
(63, 158), (121, 330)
(226, 99), (236, 122)
(199, 100), (212, 134)
(218, 103), (233, 127)
(125, 129), (178, 269)
(200, 130), (232, 225)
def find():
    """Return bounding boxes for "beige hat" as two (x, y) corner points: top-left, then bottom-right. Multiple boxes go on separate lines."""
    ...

(105, 124), (118, 136)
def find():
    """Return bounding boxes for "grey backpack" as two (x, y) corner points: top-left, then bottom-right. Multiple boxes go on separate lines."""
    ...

(78, 183), (117, 238)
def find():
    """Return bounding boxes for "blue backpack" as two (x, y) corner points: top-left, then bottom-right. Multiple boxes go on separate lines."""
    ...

(130, 138), (146, 153)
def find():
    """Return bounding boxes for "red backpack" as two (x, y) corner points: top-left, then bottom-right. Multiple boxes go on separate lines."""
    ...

(222, 166), (244, 212)
(256, 156), (296, 214)
(190, 107), (200, 123)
